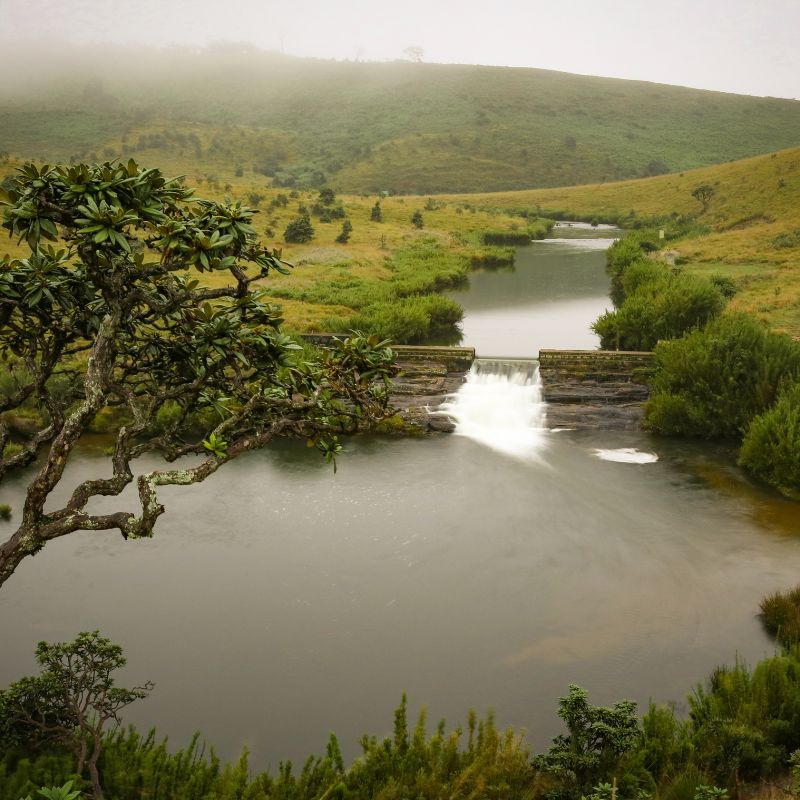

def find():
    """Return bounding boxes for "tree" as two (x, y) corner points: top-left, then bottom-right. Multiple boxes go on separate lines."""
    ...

(533, 685), (640, 795)
(318, 187), (336, 206)
(411, 210), (424, 229)
(284, 213), (315, 243)
(403, 45), (424, 63)
(370, 201), (383, 222)
(692, 184), (715, 212)
(335, 219), (353, 244)
(0, 161), (396, 588)
(0, 631), (152, 799)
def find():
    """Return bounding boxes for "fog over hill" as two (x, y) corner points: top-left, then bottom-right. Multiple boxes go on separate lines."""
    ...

(2, 43), (800, 193)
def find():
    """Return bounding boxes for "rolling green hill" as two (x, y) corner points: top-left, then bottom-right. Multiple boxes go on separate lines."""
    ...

(2, 42), (800, 193)
(452, 147), (800, 336)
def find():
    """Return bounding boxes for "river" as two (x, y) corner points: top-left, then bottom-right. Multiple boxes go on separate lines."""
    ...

(1, 223), (798, 768)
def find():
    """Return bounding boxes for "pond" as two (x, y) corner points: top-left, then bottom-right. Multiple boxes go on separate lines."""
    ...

(1, 223), (798, 769)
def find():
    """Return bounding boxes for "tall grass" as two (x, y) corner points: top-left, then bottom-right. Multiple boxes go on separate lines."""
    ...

(760, 586), (800, 646)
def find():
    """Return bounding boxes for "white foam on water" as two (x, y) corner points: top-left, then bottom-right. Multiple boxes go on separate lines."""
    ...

(536, 237), (618, 250)
(592, 448), (659, 464)
(437, 360), (548, 461)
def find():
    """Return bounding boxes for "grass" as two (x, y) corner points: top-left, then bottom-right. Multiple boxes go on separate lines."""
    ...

(2, 43), (800, 194)
(0, 155), (539, 335)
(2, 142), (799, 339)
(448, 147), (800, 337)
(760, 586), (800, 645)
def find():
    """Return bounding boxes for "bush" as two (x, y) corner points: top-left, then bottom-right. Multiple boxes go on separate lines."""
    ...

(283, 215), (315, 244)
(411, 210), (424, 229)
(645, 315), (800, 438)
(593, 272), (725, 351)
(759, 586), (800, 646)
(335, 219), (353, 244)
(323, 295), (463, 344)
(739, 380), (800, 498)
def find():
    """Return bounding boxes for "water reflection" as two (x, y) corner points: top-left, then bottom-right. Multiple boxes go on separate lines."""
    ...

(1, 431), (797, 768)
(448, 223), (619, 356)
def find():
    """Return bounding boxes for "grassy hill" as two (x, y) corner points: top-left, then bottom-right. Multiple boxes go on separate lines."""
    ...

(453, 147), (800, 336)
(2, 42), (800, 194)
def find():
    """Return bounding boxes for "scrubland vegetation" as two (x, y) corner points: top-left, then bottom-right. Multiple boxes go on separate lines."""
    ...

(454, 146), (800, 338)
(5, 633), (800, 800)
(3, 44), (800, 195)
(2, 42), (800, 800)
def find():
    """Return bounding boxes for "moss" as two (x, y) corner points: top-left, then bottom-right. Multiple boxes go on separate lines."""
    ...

(374, 414), (426, 436)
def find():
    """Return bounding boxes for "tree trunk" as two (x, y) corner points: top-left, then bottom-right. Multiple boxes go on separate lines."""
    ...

(88, 733), (104, 800)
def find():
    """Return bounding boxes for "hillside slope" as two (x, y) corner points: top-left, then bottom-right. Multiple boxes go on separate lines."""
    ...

(455, 148), (800, 335)
(1, 43), (800, 193)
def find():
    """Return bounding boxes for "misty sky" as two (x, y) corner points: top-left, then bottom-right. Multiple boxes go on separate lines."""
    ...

(2, 0), (799, 99)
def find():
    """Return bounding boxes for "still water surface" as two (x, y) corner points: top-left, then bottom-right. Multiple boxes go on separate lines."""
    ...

(448, 221), (618, 355)
(1, 224), (798, 767)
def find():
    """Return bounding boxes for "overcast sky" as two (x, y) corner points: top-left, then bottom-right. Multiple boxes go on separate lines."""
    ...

(2, 0), (799, 99)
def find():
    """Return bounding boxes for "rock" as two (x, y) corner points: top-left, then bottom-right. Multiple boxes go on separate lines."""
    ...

(388, 357), (466, 434)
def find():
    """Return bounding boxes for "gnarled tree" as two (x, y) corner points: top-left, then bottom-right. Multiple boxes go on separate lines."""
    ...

(0, 631), (152, 799)
(0, 161), (396, 588)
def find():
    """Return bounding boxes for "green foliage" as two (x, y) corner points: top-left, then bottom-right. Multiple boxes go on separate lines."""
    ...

(470, 246), (516, 269)
(19, 780), (81, 800)
(370, 201), (382, 222)
(593, 270), (725, 351)
(0, 632), (152, 798)
(645, 314), (800, 438)
(738, 380), (800, 498)
(5, 45), (800, 193)
(691, 185), (715, 212)
(267, 236), (469, 342)
(318, 188), (336, 206)
(482, 230), (532, 245)
(202, 432), (228, 459)
(759, 586), (800, 646)
(283, 214), (315, 243)
(708, 274), (738, 299)
(1, 699), (533, 800)
(533, 685), (640, 795)
(324, 295), (463, 344)
(639, 703), (693, 782)
(411, 210), (424, 229)
(0, 161), (398, 588)
(0, 503), (11, 520)
(335, 219), (352, 244)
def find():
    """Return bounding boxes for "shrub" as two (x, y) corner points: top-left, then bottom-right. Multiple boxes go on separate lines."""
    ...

(323, 295), (463, 344)
(533, 685), (640, 796)
(411, 210), (424, 229)
(335, 220), (353, 244)
(739, 380), (800, 498)
(283, 215), (315, 244)
(759, 586), (800, 646)
(593, 272), (725, 351)
(645, 315), (800, 438)
(0, 504), (11, 521)
(709, 274), (738, 299)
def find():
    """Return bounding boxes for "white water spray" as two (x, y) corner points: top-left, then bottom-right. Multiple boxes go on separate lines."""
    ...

(437, 360), (548, 460)
(593, 448), (659, 464)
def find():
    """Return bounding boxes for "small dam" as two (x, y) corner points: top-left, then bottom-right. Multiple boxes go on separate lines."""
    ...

(387, 345), (654, 433)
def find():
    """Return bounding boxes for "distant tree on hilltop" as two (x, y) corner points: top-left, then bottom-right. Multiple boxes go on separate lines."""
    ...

(692, 184), (715, 212)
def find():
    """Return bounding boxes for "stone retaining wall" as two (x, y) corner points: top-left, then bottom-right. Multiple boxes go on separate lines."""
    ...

(538, 349), (654, 430)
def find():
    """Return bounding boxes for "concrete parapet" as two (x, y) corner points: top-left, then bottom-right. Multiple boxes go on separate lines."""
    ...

(391, 345), (475, 372)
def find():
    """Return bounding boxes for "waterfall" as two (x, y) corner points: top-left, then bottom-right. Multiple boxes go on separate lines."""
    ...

(437, 359), (548, 459)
